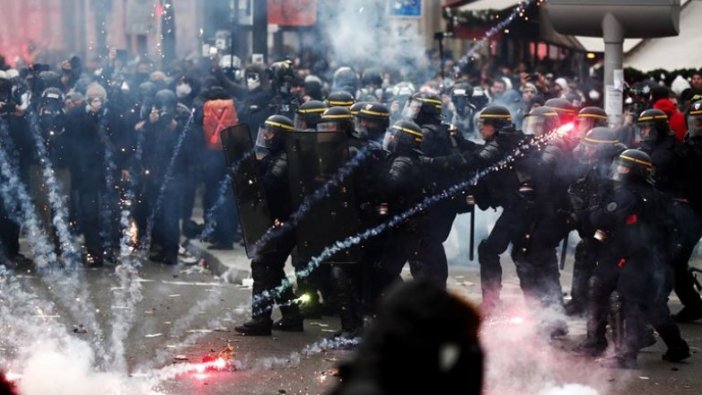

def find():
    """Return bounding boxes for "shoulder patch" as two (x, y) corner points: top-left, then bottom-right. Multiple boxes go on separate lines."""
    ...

(606, 202), (618, 212)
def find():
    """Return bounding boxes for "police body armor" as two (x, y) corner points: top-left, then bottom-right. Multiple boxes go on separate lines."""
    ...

(220, 124), (274, 257)
(285, 129), (361, 264)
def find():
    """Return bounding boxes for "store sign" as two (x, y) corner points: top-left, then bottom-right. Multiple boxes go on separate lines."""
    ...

(387, 0), (422, 18)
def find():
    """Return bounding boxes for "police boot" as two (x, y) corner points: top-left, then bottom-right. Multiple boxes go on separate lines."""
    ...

(662, 341), (691, 362)
(273, 304), (304, 332)
(234, 317), (273, 336)
(657, 324), (691, 362)
(672, 305), (702, 323)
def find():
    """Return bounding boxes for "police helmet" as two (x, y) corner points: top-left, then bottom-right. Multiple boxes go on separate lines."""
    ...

(383, 120), (424, 154)
(636, 108), (669, 142)
(354, 102), (390, 141)
(477, 105), (512, 131)
(575, 106), (609, 137)
(544, 97), (577, 125)
(317, 106), (355, 136)
(325, 91), (356, 109)
(294, 100), (327, 130)
(402, 92), (443, 125)
(521, 106), (559, 136)
(256, 114), (294, 154)
(611, 148), (654, 185)
(575, 127), (623, 165)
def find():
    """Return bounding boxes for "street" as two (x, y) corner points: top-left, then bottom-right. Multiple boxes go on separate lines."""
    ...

(2, 247), (701, 395)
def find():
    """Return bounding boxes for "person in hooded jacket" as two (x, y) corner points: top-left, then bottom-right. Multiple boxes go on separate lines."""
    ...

(650, 86), (687, 141)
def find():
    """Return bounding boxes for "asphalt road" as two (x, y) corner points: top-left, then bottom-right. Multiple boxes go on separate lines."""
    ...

(2, 256), (702, 395)
(1, 259), (349, 395)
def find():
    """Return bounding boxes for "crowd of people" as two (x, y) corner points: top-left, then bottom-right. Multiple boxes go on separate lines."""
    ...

(2, 44), (702, 377)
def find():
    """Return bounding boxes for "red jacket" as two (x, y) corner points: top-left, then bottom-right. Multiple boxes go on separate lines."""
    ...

(653, 98), (687, 141)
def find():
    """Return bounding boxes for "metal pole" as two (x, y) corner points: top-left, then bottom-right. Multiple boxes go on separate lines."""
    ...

(231, 0), (239, 59)
(252, 0), (267, 63)
(602, 13), (624, 129)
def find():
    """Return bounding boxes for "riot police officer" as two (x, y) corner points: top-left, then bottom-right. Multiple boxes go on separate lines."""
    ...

(636, 108), (702, 323)
(469, 106), (531, 314)
(579, 149), (690, 368)
(564, 127), (626, 316)
(294, 100), (327, 130)
(235, 114), (303, 336)
(403, 92), (475, 286)
(375, 120), (428, 295)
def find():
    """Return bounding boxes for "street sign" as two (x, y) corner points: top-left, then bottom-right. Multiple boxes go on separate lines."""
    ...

(388, 0), (422, 18)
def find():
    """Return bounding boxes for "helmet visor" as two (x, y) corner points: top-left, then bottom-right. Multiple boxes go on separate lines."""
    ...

(255, 124), (276, 150)
(382, 130), (396, 152)
(401, 99), (421, 120)
(575, 117), (596, 137)
(687, 114), (702, 138)
(636, 121), (657, 142)
(317, 121), (340, 132)
(522, 116), (547, 136)
(354, 117), (369, 139)
(294, 113), (307, 129)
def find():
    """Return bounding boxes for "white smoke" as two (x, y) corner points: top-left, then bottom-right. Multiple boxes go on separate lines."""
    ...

(318, 0), (430, 76)
(480, 299), (613, 395)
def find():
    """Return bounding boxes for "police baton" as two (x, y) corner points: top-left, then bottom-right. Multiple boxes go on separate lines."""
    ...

(559, 231), (570, 270)
(467, 194), (476, 261)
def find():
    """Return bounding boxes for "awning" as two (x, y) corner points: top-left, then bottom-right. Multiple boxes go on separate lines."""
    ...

(456, 0), (522, 11)
(539, 6), (586, 51)
(624, 0), (702, 71)
(443, 0), (471, 7)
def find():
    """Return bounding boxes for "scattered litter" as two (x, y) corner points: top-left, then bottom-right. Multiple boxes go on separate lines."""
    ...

(166, 345), (177, 349)
(241, 278), (254, 287)
(174, 355), (189, 361)
(144, 309), (155, 315)
(639, 376), (650, 380)
(145, 333), (163, 338)
(186, 329), (213, 334)
(168, 294), (181, 298)
(321, 329), (337, 333)
(309, 322), (329, 328)
(214, 327), (229, 332)
(164, 321), (172, 325)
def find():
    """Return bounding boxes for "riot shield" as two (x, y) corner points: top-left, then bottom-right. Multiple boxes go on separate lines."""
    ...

(285, 130), (361, 264)
(220, 124), (272, 258)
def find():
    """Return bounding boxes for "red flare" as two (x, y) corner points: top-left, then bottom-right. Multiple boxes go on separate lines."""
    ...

(626, 213), (637, 225)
